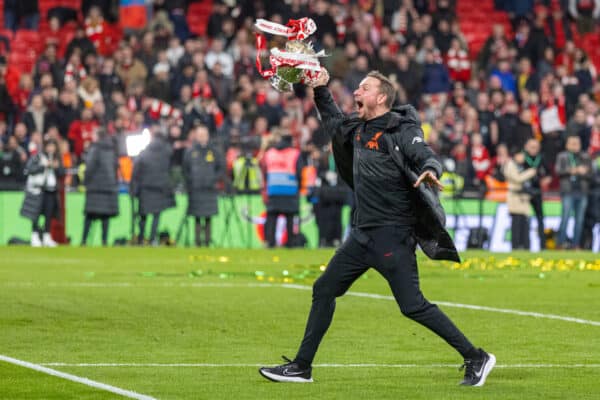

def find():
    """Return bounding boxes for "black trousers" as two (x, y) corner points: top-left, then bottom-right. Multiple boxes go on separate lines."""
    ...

(510, 213), (530, 250)
(82, 214), (110, 245)
(314, 203), (343, 247)
(530, 194), (545, 249)
(33, 190), (57, 234)
(194, 216), (211, 247)
(139, 213), (160, 244)
(295, 226), (475, 366)
(265, 211), (294, 248)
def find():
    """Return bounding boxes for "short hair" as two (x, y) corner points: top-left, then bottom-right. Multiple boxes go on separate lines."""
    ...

(366, 71), (396, 108)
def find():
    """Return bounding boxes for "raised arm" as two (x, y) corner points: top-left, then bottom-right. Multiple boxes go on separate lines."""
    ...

(306, 69), (347, 139)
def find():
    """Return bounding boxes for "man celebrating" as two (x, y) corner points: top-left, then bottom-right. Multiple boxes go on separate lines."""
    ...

(259, 69), (495, 386)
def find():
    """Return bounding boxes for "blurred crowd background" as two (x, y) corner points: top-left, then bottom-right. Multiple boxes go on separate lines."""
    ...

(0, 0), (599, 249)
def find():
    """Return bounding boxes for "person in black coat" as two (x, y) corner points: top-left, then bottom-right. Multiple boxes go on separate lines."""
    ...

(81, 128), (119, 246)
(131, 129), (175, 245)
(20, 139), (64, 247)
(182, 124), (225, 247)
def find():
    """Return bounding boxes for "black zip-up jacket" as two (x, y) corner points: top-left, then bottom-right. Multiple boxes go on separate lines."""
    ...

(313, 86), (459, 262)
(314, 86), (442, 227)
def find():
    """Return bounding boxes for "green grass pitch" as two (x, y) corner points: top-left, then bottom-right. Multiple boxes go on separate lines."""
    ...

(1, 247), (599, 399)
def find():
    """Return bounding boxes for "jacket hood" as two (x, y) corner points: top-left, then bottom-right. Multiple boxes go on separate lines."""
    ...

(387, 105), (420, 130)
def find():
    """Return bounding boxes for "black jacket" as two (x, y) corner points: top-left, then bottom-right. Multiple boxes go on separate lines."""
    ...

(84, 137), (119, 216)
(183, 142), (225, 217)
(313, 86), (459, 262)
(131, 136), (176, 215)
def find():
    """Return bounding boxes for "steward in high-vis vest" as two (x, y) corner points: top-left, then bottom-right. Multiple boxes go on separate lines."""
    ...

(262, 133), (304, 247)
(232, 155), (263, 193)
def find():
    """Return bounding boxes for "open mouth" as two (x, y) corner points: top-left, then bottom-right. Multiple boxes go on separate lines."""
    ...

(356, 100), (363, 111)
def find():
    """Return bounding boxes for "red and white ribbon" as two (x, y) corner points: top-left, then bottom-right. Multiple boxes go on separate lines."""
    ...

(254, 17), (317, 41)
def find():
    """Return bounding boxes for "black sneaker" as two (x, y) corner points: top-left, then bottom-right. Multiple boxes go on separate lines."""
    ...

(259, 356), (313, 383)
(459, 349), (496, 387)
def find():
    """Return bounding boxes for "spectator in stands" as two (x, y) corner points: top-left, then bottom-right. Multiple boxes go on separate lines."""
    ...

(421, 50), (451, 97)
(566, 107), (592, 152)
(504, 150), (537, 250)
(131, 128), (175, 246)
(134, 30), (155, 69)
(68, 108), (99, 160)
(34, 45), (62, 89)
(434, 18), (456, 55)
(262, 129), (304, 248)
(556, 134), (593, 249)
(206, 0), (229, 40)
(98, 57), (124, 99)
(218, 101), (250, 147)
(344, 55), (370, 95)
(394, 52), (422, 107)
(84, 6), (111, 56)
(146, 62), (172, 103)
(12, 122), (29, 154)
(81, 128), (119, 246)
(78, 77), (103, 109)
(491, 59), (517, 95)
(20, 138), (63, 247)
(155, 0), (189, 42)
(116, 46), (148, 88)
(208, 62), (234, 112)
(309, 0), (337, 44)
(496, 100), (519, 150)
(183, 124), (225, 247)
(569, 0), (600, 34)
(55, 89), (80, 139)
(4, 0), (39, 31)
(205, 38), (234, 78)
(64, 51), (88, 86)
(478, 24), (509, 72)
(258, 90), (285, 129)
(66, 24), (96, 60)
(23, 94), (51, 136)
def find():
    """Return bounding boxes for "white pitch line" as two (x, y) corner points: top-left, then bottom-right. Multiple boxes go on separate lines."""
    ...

(3, 281), (600, 327)
(279, 284), (600, 327)
(38, 362), (600, 369)
(0, 355), (157, 400)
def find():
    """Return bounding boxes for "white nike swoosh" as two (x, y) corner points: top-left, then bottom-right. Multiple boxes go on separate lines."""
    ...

(474, 363), (485, 378)
(282, 368), (305, 376)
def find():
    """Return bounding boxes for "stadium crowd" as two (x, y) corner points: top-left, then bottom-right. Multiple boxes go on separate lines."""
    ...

(0, 0), (599, 249)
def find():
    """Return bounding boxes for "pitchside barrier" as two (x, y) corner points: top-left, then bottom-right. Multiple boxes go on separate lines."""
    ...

(0, 191), (598, 252)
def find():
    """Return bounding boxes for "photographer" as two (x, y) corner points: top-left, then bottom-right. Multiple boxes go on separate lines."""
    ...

(504, 150), (537, 250)
(522, 138), (552, 249)
(182, 124), (225, 247)
(20, 139), (64, 247)
(555, 135), (593, 249)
